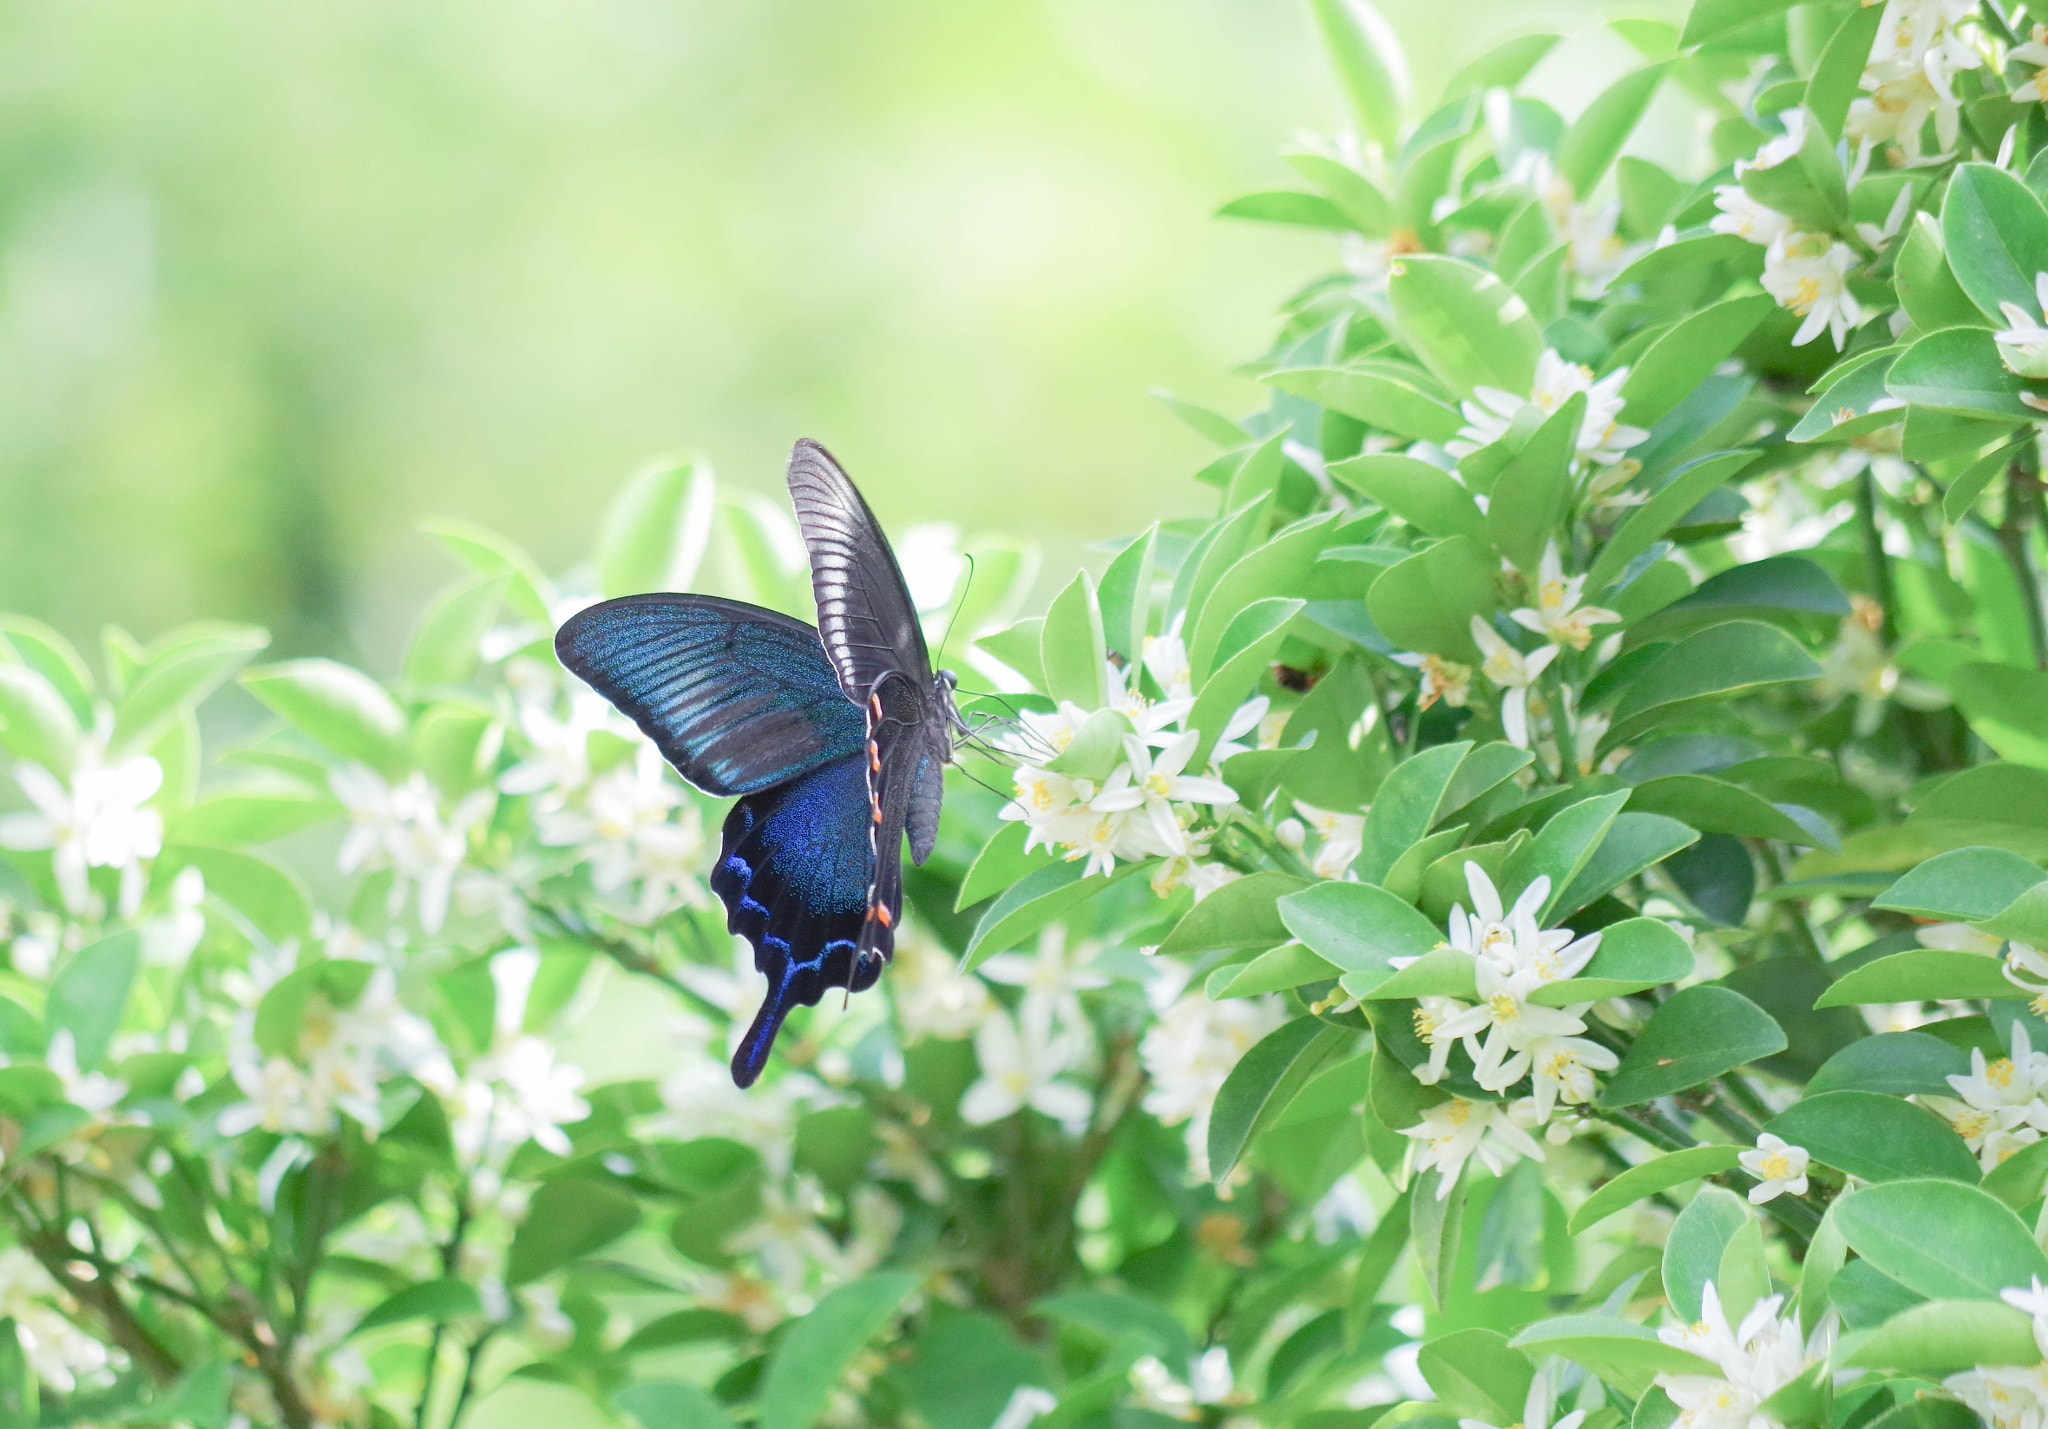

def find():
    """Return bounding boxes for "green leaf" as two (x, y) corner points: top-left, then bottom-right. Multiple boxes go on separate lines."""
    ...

(1803, 2), (1886, 138)
(350, 1279), (484, 1337)
(1626, 775), (1820, 844)
(242, 660), (410, 778)
(1208, 1016), (1352, 1182)
(1764, 1091), (1979, 1184)
(159, 846), (313, 945)
(955, 823), (1043, 910)
(599, 458), (714, 598)
(1833, 1179), (2048, 1300)
(1508, 1316), (1716, 1379)
(1943, 441), (2022, 524)
(1942, 164), (2048, 324)
(423, 518), (558, 624)
(1506, 790), (1629, 921)
(1553, 813), (1700, 915)
(1813, 950), (2018, 1008)
(1874, 846), (2045, 921)
(1328, 453), (1484, 540)
(1387, 255), (1543, 398)
(1569, 1146), (1743, 1234)
(1843, 1300), (2039, 1373)
(1158, 872), (1310, 955)
(110, 624), (269, 757)
(1279, 881), (1447, 993)
(1189, 513), (1337, 680)
(1951, 661), (2048, 767)
(1663, 1185), (1750, 1321)
(1308, 0), (1408, 151)
(1586, 452), (1755, 593)
(1097, 525), (1158, 662)
(1808, 1032), (1969, 1098)
(1601, 985), (1786, 1106)
(962, 859), (1140, 969)
(1366, 535), (1496, 660)
(1039, 570), (1107, 709)
(759, 1273), (922, 1429)
(1216, 191), (1352, 229)
(0, 664), (79, 773)
(1281, 152), (1393, 235)
(1442, 33), (1560, 101)
(1604, 622), (1823, 746)
(1531, 917), (1695, 1006)
(1678, 0), (1797, 49)
(45, 932), (140, 1071)
(1356, 742), (1471, 884)
(1485, 392), (1582, 575)
(1888, 326), (2046, 421)
(1660, 554), (1849, 620)
(1265, 366), (1464, 445)
(402, 575), (506, 690)
(1618, 296), (1775, 430)
(975, 617), (1045, 691)
(1208, 943), (1342, 998)
(506, 1178), (641, 1285)
(1411, 1166), (1468, 1310)
(615, 1382), (736, 1429)
(1898, 213), (1986, 336)
(1984, 1134), (2048, 1209)
(1189, 598), (1304, 766)
(1416, 1329), (1533, 1424)
(1558, 64), (1667, 197)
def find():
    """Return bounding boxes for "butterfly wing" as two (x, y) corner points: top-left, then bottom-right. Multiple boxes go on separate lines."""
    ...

(785, 439), (933, 699)
(554, 593), (863, 796)
(714, 754), (884, 1087)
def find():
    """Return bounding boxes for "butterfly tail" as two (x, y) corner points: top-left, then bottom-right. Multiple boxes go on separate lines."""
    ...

(731, 965), (801, 1088)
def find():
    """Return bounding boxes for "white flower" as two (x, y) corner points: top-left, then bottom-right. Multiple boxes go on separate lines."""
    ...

(1525, 1032), (1618, 1121)
(1709, 186), (1794, 247)
(42, 1028), (127, 1119)
(1141, 626), (1196, 705)
(1923, 1023), (2048, 1169)
(1459, 1374), (1587, 1429)
(0, 744), (164, 915)
(1738, 1132), (1811, 1204)
(1401, 1095), (1547, 1194)
(2015, 23), (2048, 103)
(0, 1248), (112, 1392)
(1292, 799), (1366, 879)
(447, 951), (589, 1162)
(1394, 650), (1474, 712)
(1656, 1284), (1828, 1429)
(1469, 617), (1559, 749)
(1735, 109), (1809, 175)
(535, 745), (707, 921)
(498, 688), (618, 798)
(1761, 232), (1862, 350)
(1509, 542), (1620, 650)
(1139, 971), (1285, 1179)
(1122, 731), (1239, 857)
(1995, 273), (2048, 379)
(992, 1386), (1060, 1429)
(330, 765), (494, 934)
(959, 1005), (1092, 1133)
(1945, 1362), (2048, 1429)
(2005, 941), (2048, 1017)
(1131, 1347), (1236, 1415)
(982, 925), (1109, 1044)
(1447, 349), (1648, 467)
(887, 932), (995, 1041)
(1207, 695), (1271, 764)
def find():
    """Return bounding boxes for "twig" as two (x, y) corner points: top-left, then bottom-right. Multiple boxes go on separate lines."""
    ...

(523, 897), (726, 1021)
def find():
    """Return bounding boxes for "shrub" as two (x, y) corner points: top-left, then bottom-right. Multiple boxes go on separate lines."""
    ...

(9, 1), (2048, 1426)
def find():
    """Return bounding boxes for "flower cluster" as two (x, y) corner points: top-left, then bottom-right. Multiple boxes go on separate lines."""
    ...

(1849, 0), (1983, 167)
(1710, 112), (1863, 351)
(1139, 964), (1286, 1179)
(999, 626), (1249, 882)
(1946, 1278), (2048, 1429)
(0, 737), (164, 916)
(1448, 349), (1646, 469)
(1400, 863), (1618, 1191)
(1655, 1284), (1829, 1429)
(1923, 1023), (2048, 1172)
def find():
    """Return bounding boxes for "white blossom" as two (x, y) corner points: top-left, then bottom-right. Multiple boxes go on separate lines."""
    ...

(0, 1249), (111, 1392)
(1401, 1095), (1548, 1194)
(1447, 350), (1648, 468)
(1131, 1347), (1237, 1416)
(1509, 542), (1619, 651)
(1760, 233), (1862, 350)
(330, 765), (494, 934)
(1469, 617), (1559, 749)
(1924, 1024), (2048, 1171)
(1139, 970), (1285, 1179)
(887, 932), (996, 1041)
(447, 950), (589, 1162)
(1656, 1284), (1829, 1429)
(535, 745), (707, 921)
(1709, 187), (1794, 247)
(1291, 799), (1366, 880)
(0, 743), (164, 915)
(1459, 1374), (1587, 1429)
(981, 925), (1109, 1044)
(1738, 1132), (1810, 1204)
(959, 1005), (1092, 1133)
(1995, 273), (2048, 380)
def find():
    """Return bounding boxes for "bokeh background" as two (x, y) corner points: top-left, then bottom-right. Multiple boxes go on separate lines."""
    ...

(0, 0), (1674, 670)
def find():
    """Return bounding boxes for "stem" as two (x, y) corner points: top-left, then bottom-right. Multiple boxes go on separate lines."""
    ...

(5, 1195), (184, 1387)
(1593, 1105), (1694, 1153)
(417, 1187), (477, 1429)
(1716, 1072), (1778, 1128)
(523, 898), (727, 1022)
(446, 1328), (498, 1429)
(1999, 440), (2048, 671)
(1855, 466), (1898, 646)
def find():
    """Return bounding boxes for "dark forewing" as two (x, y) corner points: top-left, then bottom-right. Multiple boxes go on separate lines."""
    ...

(713, 755), (887, 1087)
(785, 439), (932, 701)
(554, 593), (863, 797)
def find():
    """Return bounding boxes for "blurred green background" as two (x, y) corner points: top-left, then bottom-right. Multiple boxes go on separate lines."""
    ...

(0, 0), (1664, 671)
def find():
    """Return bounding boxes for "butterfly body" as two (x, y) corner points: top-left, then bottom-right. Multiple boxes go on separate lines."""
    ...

(555, 441), (958, 1086)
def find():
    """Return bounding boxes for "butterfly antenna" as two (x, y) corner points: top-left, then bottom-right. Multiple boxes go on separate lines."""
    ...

(934, 552), (976, 670)
(954, 765), (1017, 800)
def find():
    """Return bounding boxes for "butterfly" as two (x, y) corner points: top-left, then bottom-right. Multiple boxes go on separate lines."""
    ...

(555, 440), (962, 1087)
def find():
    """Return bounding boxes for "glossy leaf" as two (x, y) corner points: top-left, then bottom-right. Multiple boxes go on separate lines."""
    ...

(1355, 742), (1471, 884)
(1808, 1032), (1969, 1098)
(1531, 916), (1695, 1005)
(506, 1178), (641, 1284)
(1605, 622), (1823, 745)
(1586, 452), (1756, 593)
(1618, 295), (1774, 429)
(1813, 950), (2018, 1008)
(1366, 535), (1496, 660)
(1833, 1179), (2048, 1300)
(242, 659), (410, 778)
(1888, 326), (2045, 421)
(1843, 1300), (2038, 1373)
(1280, 881), (1446, 993)
(759, 1273), (921, 1429)
(45, 931), (140, 1071)
(1307, 0), (1408, 150)
(1387, 254), (1543, 398)
(1601, 986), (1786, 1106)
(1328, 453), (1484, 540)
(1158, 872), (1311, 955)
(1663, 1185), (1750, 1322)
(1208, 1016), (1352, 1182)
(1038, 570), (1106, 709)
(1265, 366), (1464, 445)
(1764, 1091), (1978, 1184)
(1558, 64), (1666, 196)
(1569, 1146), (1742, 1234)
(1874, 846), (2044, 922)
(1942, 164), (2048, 323)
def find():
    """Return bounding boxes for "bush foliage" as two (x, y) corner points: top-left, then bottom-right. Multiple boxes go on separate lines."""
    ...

(11, 0), (2048, 1426)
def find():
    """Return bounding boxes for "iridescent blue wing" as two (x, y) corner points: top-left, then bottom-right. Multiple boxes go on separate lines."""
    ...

(714, 755), (886, 1087)
(554, 594), (863, 797)
(785, 439), (933, 698)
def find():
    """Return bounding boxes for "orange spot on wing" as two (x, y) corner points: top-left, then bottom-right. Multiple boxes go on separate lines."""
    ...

(873, 903), (893, 927)
(868, 741), (881, 771)
(872, 802), (883, 823)
(869, 692), (884, 718)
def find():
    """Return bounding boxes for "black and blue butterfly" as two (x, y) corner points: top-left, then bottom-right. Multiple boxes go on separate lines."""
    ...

(555, 440), (964, 1087)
